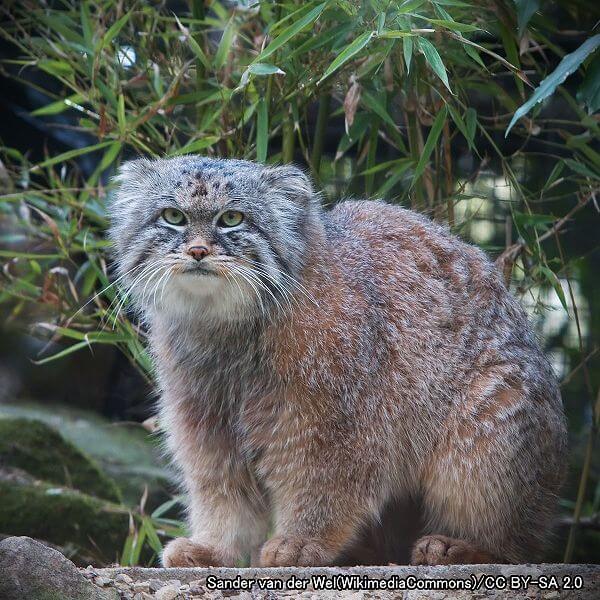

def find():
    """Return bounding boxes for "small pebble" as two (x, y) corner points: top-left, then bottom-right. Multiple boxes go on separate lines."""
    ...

(155, 585), (179, 600)
(133, 581), (150, 592)
(116, 573), (134, 585)
(95, 576), (113, 587)
(149, 579), (165, 592)
(188, 581), (204, 595)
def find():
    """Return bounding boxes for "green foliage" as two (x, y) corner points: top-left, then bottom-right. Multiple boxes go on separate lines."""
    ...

(506, 35), (600, 135)
(0, 0), (599, 565)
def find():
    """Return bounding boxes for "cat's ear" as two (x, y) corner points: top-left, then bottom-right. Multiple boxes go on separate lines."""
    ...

(111, 158), (154, 208)
(115, 158), (152, 183)
(260, 164), (315, 205)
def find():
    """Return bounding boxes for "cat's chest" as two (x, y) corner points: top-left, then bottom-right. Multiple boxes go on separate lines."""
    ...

(152, 319), (275, 409)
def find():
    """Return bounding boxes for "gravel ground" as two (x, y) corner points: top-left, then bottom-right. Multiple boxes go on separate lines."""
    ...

(90, 563), (600, 600)
(1, 536), (598, 600)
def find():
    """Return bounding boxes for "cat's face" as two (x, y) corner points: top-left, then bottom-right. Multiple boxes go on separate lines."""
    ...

(109, 156), (316, 321)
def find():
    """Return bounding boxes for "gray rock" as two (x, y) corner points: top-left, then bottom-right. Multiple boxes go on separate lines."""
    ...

(115, 572), (133, 585)
(133, 580), (150, 592)
(149, 578), (165, 591)
(0, 536), (118, 600)
(155, 584), (179, 600)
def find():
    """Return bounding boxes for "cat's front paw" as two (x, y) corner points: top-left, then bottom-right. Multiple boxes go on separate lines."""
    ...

(162, 537), (222, 567)
(260, 536), (333, 567)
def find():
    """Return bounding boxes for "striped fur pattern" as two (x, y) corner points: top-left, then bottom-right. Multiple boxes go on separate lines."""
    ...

(109, 156), (567, 567)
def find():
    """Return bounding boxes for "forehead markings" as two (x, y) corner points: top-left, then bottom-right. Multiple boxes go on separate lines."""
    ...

(175, 174), (235, 214)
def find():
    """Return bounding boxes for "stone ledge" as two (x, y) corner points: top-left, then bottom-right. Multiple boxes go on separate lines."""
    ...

(1, 536), (599, 600)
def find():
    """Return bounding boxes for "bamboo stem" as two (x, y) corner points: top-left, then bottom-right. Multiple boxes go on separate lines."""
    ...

(282, 109), (295, 163)
(406, 103), (424, 209)
(564, 424), (596, 562)
(442, 117), (454, 226)
(190, 0), (206, 129)
(311, 93), (331, 177)
(365, 120), (379, 196)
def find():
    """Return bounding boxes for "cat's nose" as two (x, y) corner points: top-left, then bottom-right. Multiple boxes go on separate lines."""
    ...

(187, 245), (210, 261)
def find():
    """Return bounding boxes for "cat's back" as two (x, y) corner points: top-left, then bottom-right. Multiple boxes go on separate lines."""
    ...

(325, 199), (529, 343)
(326, 199), (498, 296)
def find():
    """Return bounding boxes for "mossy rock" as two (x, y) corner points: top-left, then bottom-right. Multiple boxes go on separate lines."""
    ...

(0, 476), (130, 566)
(0, 403), (173, 506)
(0, 418), (121, 503)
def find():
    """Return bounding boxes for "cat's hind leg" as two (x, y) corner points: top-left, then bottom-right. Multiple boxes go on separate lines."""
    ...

(415, 370), (566, 565)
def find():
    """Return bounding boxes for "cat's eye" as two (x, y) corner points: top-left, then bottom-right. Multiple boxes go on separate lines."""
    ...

(162, 207), (186, 226)
(218, 210), (244, 228)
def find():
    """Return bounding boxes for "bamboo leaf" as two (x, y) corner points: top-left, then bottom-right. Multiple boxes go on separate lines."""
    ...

(130, 526), (146, 565)
(257, 2), (327, 62)
(97, 141), (122, 173)
(374, 162), (412, 197)
(424, 19), (480, 33)
(31, 93), (84, 116)
(256, 98), (268, 162)
(447, 104), (471, 149)
(564, 158), (599, 179)
(248, 63), (285, 76)
(142, 517), (163, 554)
(462, 43), (486, 68)
(499, 23), (523, 98)
(38, 60), (74, 78)
(214, 19), (236, 70)
(169, 137), (220, 156)
(403, 37), (413, 73)
(542, 161), (565, 191)
(506, 35), (600, 136)
(379, 31), (414, 39)
(238, 63), (285, 88)
(418, 37), (452, 92)
(33, 340), (92, 365)
(413, 105), (448, 182)
(0, 250), (62, 259)
(513, 211), (555, 229)
(577, 52), (600, 114)
(514, 0), (540, 37)
(397, 0), (427, 13)
(465, 107), (477, 147)
(318, 31), (375, 84)
(538, 266), (568, 312)
(33, 141), (114, 170)
(186, 32), (210, 70)
(151, 496), (184, 519)
(80, 2), (93, 49)
(99, 12), (131, 50)
(360, 90), (396, 129)
(117, 94), (126, 134)
(359, 158), (411, 176)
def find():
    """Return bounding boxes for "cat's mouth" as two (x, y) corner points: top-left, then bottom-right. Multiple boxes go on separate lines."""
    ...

(178, 263), (220, 277)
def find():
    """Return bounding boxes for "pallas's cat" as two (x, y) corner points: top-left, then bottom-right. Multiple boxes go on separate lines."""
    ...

(110, 156), (566, 567)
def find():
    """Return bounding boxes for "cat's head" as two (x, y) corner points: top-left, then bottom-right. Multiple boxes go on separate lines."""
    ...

(109, 156), (319, 322)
